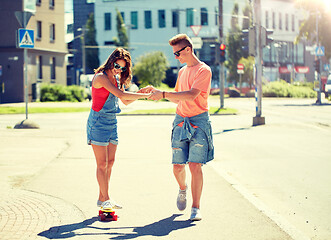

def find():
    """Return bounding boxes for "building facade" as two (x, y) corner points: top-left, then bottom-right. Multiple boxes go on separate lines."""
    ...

(0, 0), (67, 103)
(261, 0), (314, 82)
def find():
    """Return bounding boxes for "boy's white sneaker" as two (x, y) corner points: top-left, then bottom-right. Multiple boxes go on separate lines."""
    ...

(190, 207), (202, 221)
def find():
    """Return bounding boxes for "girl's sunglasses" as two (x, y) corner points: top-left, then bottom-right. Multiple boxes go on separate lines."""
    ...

(114, 62), (127, 72)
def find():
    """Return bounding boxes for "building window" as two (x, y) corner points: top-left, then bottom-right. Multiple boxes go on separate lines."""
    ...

(50, 57), (56, 80)
(36, 0), (41, 6)
(279, 12), (282, 30)
(272, 12), (275, 29)
(37, 21), (42, 40)
(49, 0), (54, 8)
(201, 8), (208, 26)
(121, 12), (125, 23)
(131, 11), (138, 29)
(292, 14), (295, 31)
(144, 11), (152, 29)
(265, 11), (269, 28)
(37, 56), (43, 80)
(186, 8), (194, 27)
(215, 7), (218, 25)
(285, 13), (288, 31)
(104, 13), (111, 30)
(50, 24), (55, 42)
(158, 10), (166, 28)
(172, 11), (178, 28)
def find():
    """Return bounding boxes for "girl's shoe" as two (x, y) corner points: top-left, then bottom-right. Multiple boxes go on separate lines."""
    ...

(98, 199), (122, 209)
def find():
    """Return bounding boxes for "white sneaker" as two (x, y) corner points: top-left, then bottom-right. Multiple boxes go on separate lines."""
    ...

(97, 200), (103, 207)
(190, 207), (202, 221)
(176, 185), (187, 211)
(99, 199), (122, 209)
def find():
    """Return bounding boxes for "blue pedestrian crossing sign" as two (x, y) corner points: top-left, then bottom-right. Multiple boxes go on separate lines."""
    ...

(315, 46), (325, 57)
(18, 28), (34, 48)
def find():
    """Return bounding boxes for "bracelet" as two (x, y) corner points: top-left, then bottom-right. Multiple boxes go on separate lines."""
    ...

(162, 91), (165, 99)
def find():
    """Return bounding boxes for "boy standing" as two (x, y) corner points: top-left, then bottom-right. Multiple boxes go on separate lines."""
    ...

(150, 34), (214, 221)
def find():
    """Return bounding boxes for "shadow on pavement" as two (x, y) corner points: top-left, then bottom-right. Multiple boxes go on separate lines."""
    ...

(213, 127), (251, 135)
(38, 214), (194, 239)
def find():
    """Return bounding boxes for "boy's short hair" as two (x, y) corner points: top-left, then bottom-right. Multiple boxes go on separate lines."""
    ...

(169, 34), (193, 49)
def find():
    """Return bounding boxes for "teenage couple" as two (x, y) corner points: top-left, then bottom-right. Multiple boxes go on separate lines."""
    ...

(86, 34), (214, 221)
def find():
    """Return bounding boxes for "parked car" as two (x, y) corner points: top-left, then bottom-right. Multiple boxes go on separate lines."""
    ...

(325, 75), (331, 98)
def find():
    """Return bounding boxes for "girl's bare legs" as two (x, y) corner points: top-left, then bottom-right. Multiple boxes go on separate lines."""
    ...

(92, 143), (117, 202)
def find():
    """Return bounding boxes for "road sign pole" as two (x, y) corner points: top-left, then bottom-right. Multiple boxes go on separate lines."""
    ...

(316, 10), (322, 105)
(23, 12), (29, 120)
(252, 0), (265, 126)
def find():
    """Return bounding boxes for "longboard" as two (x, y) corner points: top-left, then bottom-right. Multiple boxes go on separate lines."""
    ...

(98, 208), (118, 221)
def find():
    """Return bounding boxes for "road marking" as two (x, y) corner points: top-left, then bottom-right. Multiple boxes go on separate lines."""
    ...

(209, 161), (311, 240)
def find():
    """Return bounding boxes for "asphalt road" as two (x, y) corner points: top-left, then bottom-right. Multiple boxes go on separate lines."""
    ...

(211, 97), (331, 240)
(0, 97), (330, 240)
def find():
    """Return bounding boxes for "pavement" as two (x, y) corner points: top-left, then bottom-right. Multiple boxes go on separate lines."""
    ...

(0, 98), (296, 240)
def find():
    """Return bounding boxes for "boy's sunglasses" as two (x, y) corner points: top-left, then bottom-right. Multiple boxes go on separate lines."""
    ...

(173, 46), (188, 57)
(114, 62), (127, 72)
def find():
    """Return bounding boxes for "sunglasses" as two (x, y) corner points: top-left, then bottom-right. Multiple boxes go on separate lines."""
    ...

(173, 46), (188, 57)
(114, 62), (127, 72)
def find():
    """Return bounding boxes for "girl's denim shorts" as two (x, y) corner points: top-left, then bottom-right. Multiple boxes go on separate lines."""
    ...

(171, 125), (208, 164)
(87, 110), (118, 146)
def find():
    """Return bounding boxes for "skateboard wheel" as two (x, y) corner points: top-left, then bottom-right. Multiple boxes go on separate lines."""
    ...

(99, 214), (106, 221)
(113, 215), (118, 221)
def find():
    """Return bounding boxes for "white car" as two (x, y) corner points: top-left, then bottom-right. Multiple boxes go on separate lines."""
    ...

(325, 76), (331, 98)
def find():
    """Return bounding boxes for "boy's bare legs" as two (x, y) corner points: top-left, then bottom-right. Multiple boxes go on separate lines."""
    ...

(189, 162), (203, 209)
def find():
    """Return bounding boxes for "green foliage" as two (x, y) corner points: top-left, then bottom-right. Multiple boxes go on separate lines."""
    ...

(40, 84), (87, 102)
(133, 51), (169, 87)
(225, 3), (243, 85)
(113, 9), (128, 48)
(263, 80), (317, 98)
(295, 0), (331, 59)
(239, 56), (255, 88)
(85, 13), (99, 72)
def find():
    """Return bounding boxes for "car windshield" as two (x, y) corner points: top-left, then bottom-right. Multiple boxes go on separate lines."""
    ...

(327, 80), (331, 84)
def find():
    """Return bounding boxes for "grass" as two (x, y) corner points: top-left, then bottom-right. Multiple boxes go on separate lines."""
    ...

(0, 107), (90, 114)
(0, 105), (237, 115)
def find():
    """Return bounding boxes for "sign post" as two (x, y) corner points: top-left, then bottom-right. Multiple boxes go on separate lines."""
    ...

(237, 64), (244, 92)
(14, 11), (39, 129)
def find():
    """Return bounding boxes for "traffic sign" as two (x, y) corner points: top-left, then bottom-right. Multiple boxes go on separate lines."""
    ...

(191, 37), (203, 49)
(315, 46), (325, 57)
(237, 64), (244, 70)
(18, 29), (34, 48)
(190, 25), (202, 36)
(324, 64), (330, 72)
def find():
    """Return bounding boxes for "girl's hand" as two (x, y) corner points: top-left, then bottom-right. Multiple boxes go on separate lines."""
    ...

(137, 85), (155, 93)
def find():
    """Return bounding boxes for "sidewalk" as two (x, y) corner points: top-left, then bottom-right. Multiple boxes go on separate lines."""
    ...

(0, 108), (292, 240)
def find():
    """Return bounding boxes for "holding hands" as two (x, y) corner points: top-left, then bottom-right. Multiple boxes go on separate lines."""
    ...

(137, 85), (164, 101)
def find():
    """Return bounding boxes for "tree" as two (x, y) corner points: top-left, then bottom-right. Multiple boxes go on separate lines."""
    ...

(242, 3), (252, 30)
(113, 9), (128, 48)
(239, 56), (255, 88)
(295, 0), (331, 59)
(85, 13), (99, 73)
(225, 3), (243, 85)
(133, 52), (169, 87)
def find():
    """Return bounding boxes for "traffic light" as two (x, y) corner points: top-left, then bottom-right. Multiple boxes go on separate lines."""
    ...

(261, 27), (274, 47)
(220, 43), (226, 63)
(242, 29), (249, 58)
(241, 27), (255, 57)
(314, 59), (320, 73)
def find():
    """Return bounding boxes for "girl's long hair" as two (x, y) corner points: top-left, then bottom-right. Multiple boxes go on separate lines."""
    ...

(94, 47), (132, 88)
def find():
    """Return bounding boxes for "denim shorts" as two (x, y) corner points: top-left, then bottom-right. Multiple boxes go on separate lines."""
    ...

(87, 110), (118, 146)
(171, 125), (208, 164)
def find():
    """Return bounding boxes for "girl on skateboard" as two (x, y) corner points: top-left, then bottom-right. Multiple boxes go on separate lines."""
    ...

(87, 48), (151, 209)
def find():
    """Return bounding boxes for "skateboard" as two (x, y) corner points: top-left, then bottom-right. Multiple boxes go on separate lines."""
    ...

(98, 207), (118, 221)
